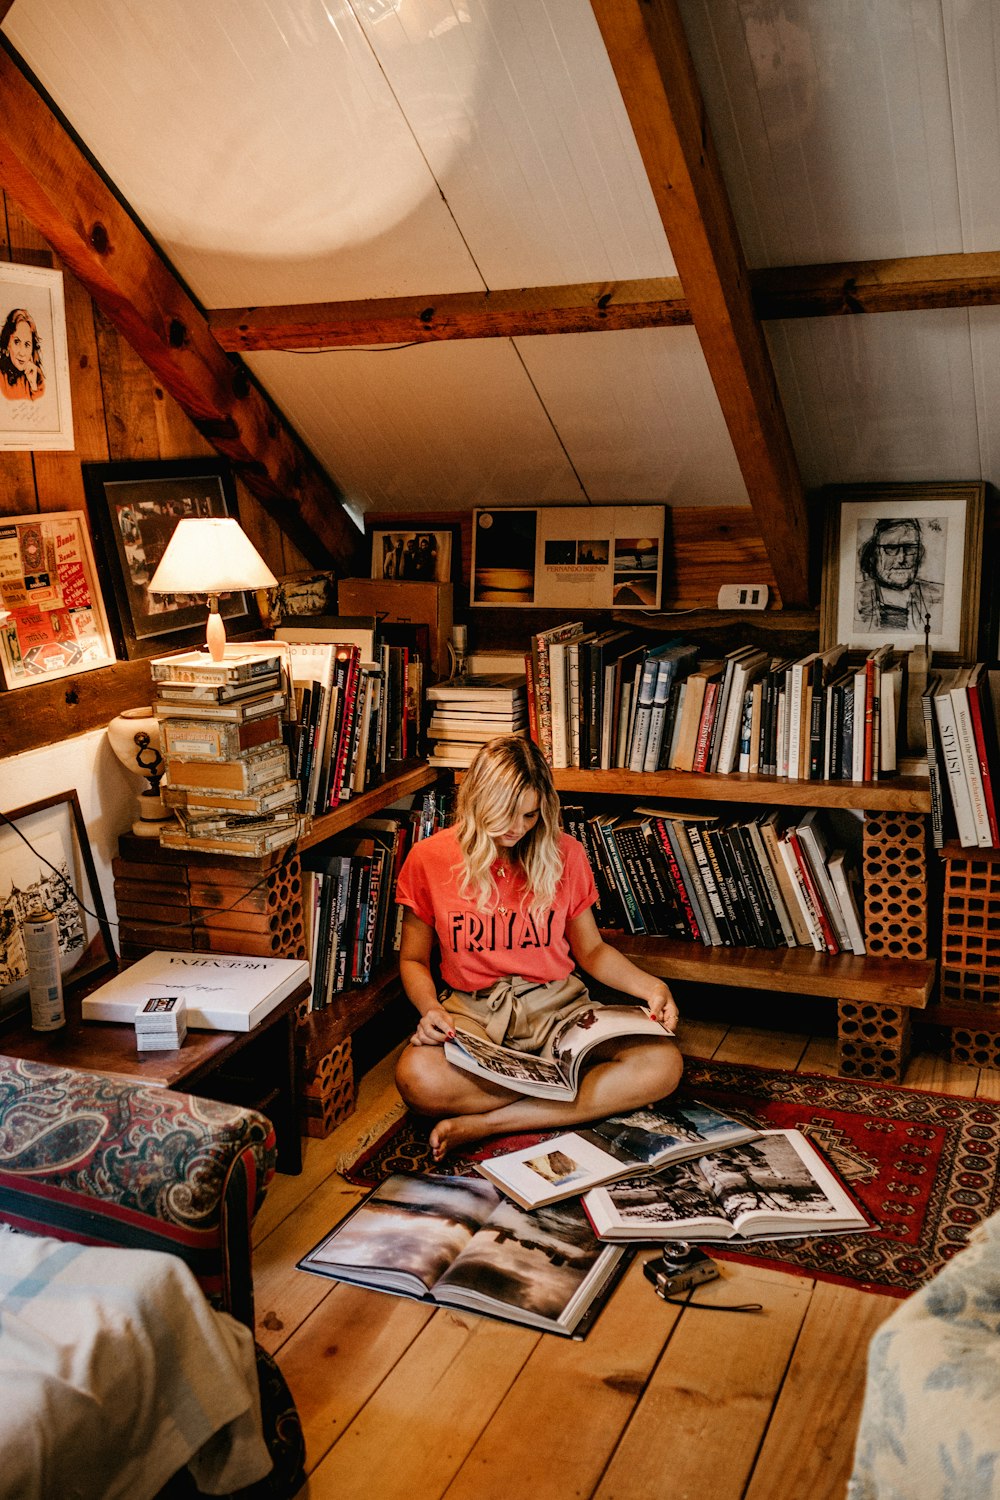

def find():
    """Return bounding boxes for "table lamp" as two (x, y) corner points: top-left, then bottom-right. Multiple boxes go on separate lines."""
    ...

(147, 517), (277, 661)
(106, 706), (171, 837)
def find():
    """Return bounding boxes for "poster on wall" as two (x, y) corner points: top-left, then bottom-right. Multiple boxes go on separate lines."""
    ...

(0, 263), (75, 452)
(0, 511), (116, 688)
(470, 506), (664, 610)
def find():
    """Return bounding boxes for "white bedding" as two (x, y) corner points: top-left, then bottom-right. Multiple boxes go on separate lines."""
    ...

(0, 1228), (272, 1500)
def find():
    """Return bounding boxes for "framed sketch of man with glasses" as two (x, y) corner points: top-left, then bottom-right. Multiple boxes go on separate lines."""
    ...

(820, 483), (985, 662)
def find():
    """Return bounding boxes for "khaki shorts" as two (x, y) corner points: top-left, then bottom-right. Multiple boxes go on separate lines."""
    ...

(439, 973), (593, 1055)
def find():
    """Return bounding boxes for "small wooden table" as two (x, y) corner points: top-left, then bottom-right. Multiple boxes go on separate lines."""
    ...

(0, 980), (307, 1174)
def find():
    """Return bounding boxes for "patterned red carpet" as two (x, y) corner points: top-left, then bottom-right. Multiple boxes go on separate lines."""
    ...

(340, 1059), (1000, 1298)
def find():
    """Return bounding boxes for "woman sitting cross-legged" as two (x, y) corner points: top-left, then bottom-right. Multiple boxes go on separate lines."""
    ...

(394, 735), (683, 1160)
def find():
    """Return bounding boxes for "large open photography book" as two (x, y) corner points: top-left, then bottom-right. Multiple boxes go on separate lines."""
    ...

(583, 1129), (868, 1242)
(476, 1099), (761, 1210)
(443, 1004), (672, 1100)
(298, 1172), (627, 1337)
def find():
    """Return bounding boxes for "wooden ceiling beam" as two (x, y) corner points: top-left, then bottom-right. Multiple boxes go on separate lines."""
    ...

(753, 250), (1000, 318)
(0, 44), (361, 571)
(589, 0), (809, 604)
(209, 277), (691, 351)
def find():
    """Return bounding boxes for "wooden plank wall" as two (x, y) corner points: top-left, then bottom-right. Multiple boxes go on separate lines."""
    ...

(0, 191), (312, 759)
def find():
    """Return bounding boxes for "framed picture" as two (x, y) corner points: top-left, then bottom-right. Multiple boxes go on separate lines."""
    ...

(83, 457), (260, 659)
(0, 791), (116, 1021)
(0, 511), (116, 689)
(470, 506), (664, 610)
(0, 262), (74, 452)
(370, 527), (453, 584)
(820, 482), (985, 662)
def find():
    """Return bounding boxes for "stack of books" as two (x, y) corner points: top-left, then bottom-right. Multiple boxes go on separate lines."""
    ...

(154, 645), (304, 857)
(925, 664), (1000, 848)
(562, 801), (866, 955)
(425, 674), (528, 768)
(133, 994), (187, 1052)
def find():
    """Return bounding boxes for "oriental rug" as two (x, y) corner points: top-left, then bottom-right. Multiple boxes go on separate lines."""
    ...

(338, 1059), (1000, 1299)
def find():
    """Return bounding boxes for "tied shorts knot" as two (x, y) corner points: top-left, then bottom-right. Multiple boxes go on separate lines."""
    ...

(439, 973), (591, 1052)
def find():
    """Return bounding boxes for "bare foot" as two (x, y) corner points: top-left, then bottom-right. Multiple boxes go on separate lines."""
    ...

(429, 1113), (490, 1161)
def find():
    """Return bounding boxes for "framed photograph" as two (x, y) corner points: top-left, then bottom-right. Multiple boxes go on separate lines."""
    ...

(0, 791), (116, 1021)
(83, 457), (260, 659)
(471, 506), (664, 610)
(0, 511), (116, 689)
(0, 262), (74, 452)
(820, 482), (985, 662)
(370, 527), (453, 584)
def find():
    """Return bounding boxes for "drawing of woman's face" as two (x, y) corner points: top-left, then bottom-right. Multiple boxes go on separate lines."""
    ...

(6, 318), (34, 371)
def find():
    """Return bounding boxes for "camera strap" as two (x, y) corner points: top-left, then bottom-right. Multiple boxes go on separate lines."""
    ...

(653, 1282), (763, 1314)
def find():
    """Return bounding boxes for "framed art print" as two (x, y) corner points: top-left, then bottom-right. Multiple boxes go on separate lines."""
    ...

(819, 482), (984, 662)
(0, 263), (74, 452)
(0, 511), (116, 689)
(470, 506), (664, 610)
(83, 457), (260, 659)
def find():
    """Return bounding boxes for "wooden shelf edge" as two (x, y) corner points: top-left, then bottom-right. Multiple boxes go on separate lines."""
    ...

(297, 761), (441, 853)
(553, 767), (931, 813)
(610, 933), (936, 1008)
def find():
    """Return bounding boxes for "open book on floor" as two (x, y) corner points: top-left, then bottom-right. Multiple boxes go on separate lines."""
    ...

(476, 1098), (761, 1211)
(297, 1172), (627, 1338)
(582, 1129), (869, 1243)
(443, 1004), (672, 1101)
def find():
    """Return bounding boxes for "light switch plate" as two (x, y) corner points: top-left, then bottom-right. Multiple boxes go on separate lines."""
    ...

(717, 584), (770, 610)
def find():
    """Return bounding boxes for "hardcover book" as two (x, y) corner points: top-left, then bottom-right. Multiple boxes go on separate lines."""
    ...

(443, 1005), (672, 1100)
(298, 1172), (627, 1338)
(475, 1099), (761, 1211)
(81, 950), (309, 1030)
(583, 1129), (868, 1242)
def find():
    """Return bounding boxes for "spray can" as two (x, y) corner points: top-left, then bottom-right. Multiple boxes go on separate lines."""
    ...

(23, 909), (66, 1031)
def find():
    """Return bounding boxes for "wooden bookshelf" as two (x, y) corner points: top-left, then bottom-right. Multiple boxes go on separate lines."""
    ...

(297, 760), (442, 853)
(551, 767), (932, 812)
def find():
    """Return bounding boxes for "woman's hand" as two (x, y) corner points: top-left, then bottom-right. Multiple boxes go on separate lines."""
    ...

(411, 1005), (456, 1047)
(647, 981), (679, 1033)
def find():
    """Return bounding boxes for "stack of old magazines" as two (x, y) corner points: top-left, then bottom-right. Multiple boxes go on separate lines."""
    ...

(153, 644), (307, 857)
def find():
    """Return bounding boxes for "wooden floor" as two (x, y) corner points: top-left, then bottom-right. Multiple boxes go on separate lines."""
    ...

(253, 1010), (1000, 1500)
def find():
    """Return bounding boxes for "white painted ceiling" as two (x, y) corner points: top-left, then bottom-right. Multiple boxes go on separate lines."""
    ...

(5, 0), (1000, 521)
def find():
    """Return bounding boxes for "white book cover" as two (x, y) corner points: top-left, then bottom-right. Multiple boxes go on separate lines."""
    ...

(794, 810), (852, 951)
(81, 951), (310, 1031)
(549, 640), (571, 769)
(933, 682), (978, 847)
(950, 675), (992, 847)
(851, 668), (868, 782)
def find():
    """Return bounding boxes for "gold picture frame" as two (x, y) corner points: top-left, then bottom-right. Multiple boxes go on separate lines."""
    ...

(819, 482), (985, 663)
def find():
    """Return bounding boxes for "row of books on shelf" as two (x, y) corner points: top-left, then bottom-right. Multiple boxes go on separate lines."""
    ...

(278, 616), (426, 816)
(301, 788), (450, 1009)
(563, 801), (866, 955)
(924, 664), (1000, 849)
(526, 623), (909, 782)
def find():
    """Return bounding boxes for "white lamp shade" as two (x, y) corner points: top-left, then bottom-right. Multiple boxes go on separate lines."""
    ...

(147, 518), (278, 595)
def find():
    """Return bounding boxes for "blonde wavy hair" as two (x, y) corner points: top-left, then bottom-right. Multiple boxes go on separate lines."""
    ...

(453, 736), (563, 917)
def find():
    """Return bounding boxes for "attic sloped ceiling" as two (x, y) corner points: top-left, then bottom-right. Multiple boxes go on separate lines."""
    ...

(4, 1), (1000, 605)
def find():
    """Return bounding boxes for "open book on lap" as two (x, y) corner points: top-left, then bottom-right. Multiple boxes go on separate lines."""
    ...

(475, 1098), (761, 1211)
(443, 1004), (672, 1100)
(297, 1173), (627, 1337)
(582, 1129), (869, 1243)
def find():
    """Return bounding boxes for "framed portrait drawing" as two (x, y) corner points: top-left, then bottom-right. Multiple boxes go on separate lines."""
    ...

(370, 528), (453, 584)
(83, 457), (260, 659)
(0, 511), (116, 689)
(820, 482), (985, 662)
(470, 506), (664, 609)
(0, 791), (115, 1021)
(0, 262), (74, 452)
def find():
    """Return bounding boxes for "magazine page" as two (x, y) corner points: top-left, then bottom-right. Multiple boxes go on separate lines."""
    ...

(585, 1159), (733, 1241)
(433, 1196), (627, 1334)
(547, 1004), (672, 1074)
(298, 1174), (501, 1295)
(695, 1129), (867, 1237)
(477, 1098), (760, 1210)
(444, 1030), (573, 1098)
(580, 1099), (759, 1169)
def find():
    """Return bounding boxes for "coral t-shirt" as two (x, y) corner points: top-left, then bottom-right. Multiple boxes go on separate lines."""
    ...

(395, 826), (597, 992)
